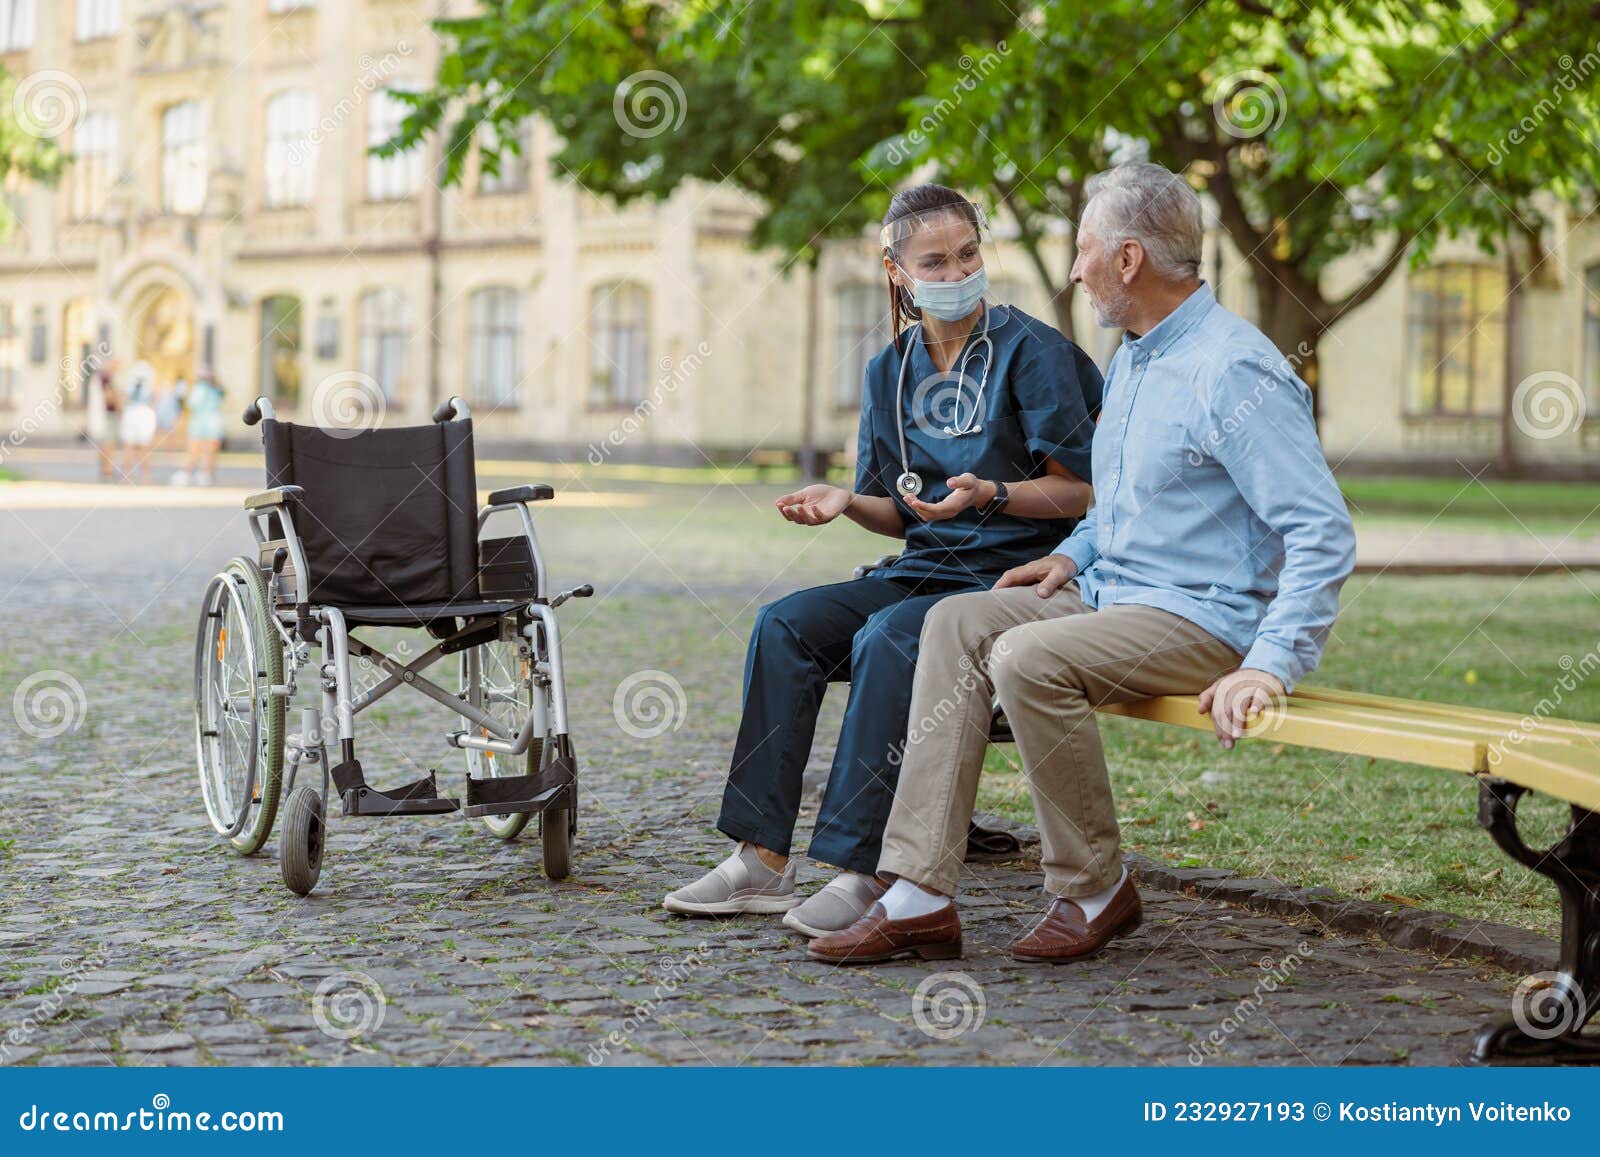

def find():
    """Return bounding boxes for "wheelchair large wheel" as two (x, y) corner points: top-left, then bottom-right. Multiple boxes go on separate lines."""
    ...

(194, 557), (285, 855)
(461, 633), (548, 841)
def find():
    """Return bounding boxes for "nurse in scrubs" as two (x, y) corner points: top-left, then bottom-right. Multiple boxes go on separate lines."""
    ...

(664, 184), (1103, 937)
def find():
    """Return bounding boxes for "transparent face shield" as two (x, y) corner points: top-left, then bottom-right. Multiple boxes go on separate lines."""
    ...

(880, 200), (1011, 322)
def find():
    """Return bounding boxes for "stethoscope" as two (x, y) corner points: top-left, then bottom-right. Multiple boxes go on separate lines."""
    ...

(894, 305), (995, 499)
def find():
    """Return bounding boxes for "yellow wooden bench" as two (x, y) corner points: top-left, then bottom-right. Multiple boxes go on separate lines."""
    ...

(989, 685), (1600, 1066)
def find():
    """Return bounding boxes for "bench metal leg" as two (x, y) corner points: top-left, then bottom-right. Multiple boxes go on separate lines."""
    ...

(1472, 779), (1600, 1065)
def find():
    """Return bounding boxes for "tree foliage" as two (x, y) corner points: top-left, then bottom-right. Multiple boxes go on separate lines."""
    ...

(397, 0), (1600, 378)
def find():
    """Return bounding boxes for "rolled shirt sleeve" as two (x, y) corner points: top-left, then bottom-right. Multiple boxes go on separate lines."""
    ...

(1010, 337), (1100, 483)
(853, 397), (891, 498)
(1209, 357), (1357, 690)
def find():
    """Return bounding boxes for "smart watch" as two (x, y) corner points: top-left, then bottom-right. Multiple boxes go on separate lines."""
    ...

(977, 479), (1009, 517)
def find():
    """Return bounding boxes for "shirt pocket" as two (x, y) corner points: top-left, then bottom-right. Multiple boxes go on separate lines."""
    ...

(1124, 419), (1196, 501)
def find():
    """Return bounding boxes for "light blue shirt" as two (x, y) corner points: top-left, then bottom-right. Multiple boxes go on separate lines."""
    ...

(1056, 283), (1355, 691)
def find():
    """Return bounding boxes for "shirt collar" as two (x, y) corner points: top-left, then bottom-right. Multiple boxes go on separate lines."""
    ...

(1120, 281), (1215, 361)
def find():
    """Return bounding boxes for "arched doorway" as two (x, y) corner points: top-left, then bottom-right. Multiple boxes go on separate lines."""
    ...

(129, 283), (196, 391)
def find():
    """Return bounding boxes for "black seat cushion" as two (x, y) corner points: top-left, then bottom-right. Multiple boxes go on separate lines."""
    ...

(262, 419), (480, 607)
(336, 600), (526, 627)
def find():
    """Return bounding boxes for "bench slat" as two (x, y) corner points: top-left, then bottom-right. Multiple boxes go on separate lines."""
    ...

(1099, 695), (1489, 772)
(1292, 685), (1600, 744)
(1095, 694), (1600, 813)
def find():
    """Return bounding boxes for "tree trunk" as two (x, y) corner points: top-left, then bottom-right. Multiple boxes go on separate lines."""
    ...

(1253, 275), (1326, 422)
(798, 246), (824, 480)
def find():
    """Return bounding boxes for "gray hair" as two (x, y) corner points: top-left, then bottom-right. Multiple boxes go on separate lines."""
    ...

(1082, 162), (1204, 280)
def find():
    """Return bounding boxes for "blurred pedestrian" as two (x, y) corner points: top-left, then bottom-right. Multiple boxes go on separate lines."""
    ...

(86, 358), (120, 481)
(119, 363), (158, 483)
(172, 365), (224, 487)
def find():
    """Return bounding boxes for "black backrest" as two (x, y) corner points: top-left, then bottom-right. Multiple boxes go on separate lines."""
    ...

(262, 419), (480, 607)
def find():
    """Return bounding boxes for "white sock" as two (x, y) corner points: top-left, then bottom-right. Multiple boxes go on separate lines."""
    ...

(879, 878), (951, 920)
(1071, 866), (1128, 922)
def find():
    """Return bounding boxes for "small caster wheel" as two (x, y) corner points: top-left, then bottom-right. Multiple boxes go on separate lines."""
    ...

(542, 806), (572, 881)
(281, 784), (325, 896)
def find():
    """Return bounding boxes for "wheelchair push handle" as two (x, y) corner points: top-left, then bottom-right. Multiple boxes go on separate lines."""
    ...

(549, 583), (594, 609)
(242, 396), (276, 426)
(433, 396), (473, 423)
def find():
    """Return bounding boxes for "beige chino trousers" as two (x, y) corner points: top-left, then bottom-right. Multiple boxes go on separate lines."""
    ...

(878, 583), (1242, 899)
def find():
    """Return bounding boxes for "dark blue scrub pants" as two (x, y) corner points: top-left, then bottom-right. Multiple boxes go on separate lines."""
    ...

(717, 573), (983, 875)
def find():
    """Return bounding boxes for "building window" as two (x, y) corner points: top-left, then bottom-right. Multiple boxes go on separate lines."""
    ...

(468, 287), (523, 406)
(0, 0), (33, 52)
(75, 0), (117, 40)
(358, 287), (410, 402)
(1585, 264), (1600, 412)
(161, 101), (207, 215)
(477, 120), (530, 195)
(68, 111), (116, 219)
(0, 304), (16, 407)
(365, 88), (422, 202)
(1404, 262), (1506, 417)
(588, 281), (649, 408)
(61, 297), (95, 410)
(833, 283), (889, 409)
(264, 89), (316, 208)
(258, 295), (302, 406)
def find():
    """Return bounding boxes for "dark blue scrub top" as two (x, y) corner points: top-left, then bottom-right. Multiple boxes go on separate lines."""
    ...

(854, 304), (1102, 587)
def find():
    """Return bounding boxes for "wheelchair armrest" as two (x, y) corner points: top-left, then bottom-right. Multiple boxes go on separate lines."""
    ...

(487, 484), (554, 505)
(244, 485), (305, 511)
(852, 554), (901, 580)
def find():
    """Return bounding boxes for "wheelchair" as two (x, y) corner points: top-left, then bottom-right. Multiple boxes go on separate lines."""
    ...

(192, 395), (592, 896)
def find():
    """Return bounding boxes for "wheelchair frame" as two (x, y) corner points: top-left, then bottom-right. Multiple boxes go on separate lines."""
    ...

(195, 395), (591, 895)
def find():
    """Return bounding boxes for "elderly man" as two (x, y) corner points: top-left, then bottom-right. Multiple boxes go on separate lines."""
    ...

(810, 161), (1357, 965)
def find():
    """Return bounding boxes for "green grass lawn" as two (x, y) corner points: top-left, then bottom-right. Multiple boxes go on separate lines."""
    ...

(977, 572), (1599, 936)
(1342, 475), (1600, 536)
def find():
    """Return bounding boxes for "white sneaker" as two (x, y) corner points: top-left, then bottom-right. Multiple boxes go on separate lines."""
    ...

(663, 844), (797, 916)
(169, 471), (190, 486)
(195, 472), (215, 487)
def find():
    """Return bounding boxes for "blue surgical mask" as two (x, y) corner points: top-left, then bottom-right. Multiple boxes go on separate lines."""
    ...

(904, 265), (988, 322)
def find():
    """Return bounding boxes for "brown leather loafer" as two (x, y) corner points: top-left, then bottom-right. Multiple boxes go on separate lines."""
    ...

(807, 901), (962, 964)
(1010, 875), (1142, 963)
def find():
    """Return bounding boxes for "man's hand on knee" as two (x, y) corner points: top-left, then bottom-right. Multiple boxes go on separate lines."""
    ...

(994, 554), (1077, 597)
(1197, 668), (1287, 749)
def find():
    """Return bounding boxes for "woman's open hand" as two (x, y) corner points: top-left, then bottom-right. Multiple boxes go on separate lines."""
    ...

(905, 473), (986, 522)
(775, 483), (853, 526)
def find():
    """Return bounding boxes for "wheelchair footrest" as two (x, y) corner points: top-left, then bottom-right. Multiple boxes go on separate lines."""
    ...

(339, 769), (460, 817)
(462, 754), (576, 818)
